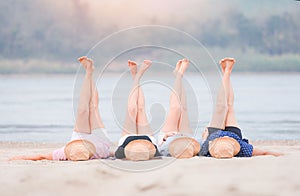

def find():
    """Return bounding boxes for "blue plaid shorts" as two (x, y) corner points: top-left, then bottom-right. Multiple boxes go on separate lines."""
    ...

(199, 129), (253, 157)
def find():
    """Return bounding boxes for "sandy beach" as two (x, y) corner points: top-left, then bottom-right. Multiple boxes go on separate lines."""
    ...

(1, 140), (300, 196)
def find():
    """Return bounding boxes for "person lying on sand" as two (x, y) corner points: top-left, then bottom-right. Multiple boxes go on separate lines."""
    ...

(114, 60), (160, 161)
(199, 58), (283, 158)
(158, 59), (200, 159)
(10, 56), (111, 161)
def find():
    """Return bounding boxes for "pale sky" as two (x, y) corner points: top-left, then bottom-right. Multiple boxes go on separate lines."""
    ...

(43, 0), (297, 31)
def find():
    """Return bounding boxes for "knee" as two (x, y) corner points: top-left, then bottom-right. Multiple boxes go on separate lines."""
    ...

(227, 104), (234, 113)
(138, 99), (145, 108)
(77, 108), (89, 116)
(138, 107), (145, 113)
(169, 104), (181, 114)
(215, 103), (228, 114)
(181, 105), (187, 111)
(127, 105), (137, 116)
(137, 102), (145, 112)
(89, 102), (98, 110)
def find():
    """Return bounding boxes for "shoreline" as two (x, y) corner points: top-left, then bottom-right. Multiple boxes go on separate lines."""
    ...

(1, 71), (300, 77)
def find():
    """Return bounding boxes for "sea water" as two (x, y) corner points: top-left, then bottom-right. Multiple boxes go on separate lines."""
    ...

(0, 73), (299, 143)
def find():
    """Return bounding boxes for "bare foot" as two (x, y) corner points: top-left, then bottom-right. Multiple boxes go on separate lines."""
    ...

(173, 59), (182, 75)
(78, 56), (95, 74)
(136, 60), (152, 77)
(128, 60), (137, 78)
(219, 57), (235, 73)
(219, 59), (226, 74)
(178, 58), (189, 75)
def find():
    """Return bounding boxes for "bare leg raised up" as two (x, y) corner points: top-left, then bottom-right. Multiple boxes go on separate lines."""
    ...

(89, 65), (105, 130)
(161, 59), (201, 158)
(74, 56), (95, 134)
(122, 60), (151, 136)
(127, 60), (153, 135)
(208, 58), (234, 130)
(220, 58), (239, 127)
(177, 59), (192, 135)
(136, 60), (153, 135)
(160, 60), (183, 137)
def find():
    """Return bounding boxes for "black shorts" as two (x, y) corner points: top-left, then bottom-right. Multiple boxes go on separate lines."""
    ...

(207, 126), (243, 139)
(115, 135), (160, 159)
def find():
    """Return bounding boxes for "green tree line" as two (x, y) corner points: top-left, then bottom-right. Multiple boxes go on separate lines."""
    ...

(0, 1), (299, 73)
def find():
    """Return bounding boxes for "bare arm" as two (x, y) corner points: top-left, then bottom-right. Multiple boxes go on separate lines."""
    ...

(252, 147), (283, 157)
(9, 152), (53, 161)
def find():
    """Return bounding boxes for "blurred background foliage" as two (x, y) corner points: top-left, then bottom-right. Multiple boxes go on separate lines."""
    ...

(0, 0), (299, 73)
